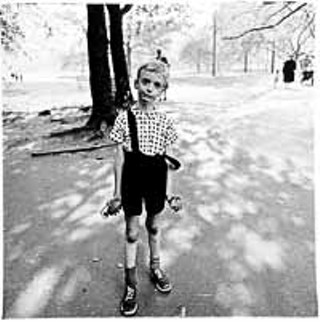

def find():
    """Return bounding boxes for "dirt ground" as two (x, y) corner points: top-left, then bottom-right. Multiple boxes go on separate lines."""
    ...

(2, 74), (318, 317)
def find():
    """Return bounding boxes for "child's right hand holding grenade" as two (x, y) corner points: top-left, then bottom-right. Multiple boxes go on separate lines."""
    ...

(101, 196), (122, 217)
(166, 195), (182, 213)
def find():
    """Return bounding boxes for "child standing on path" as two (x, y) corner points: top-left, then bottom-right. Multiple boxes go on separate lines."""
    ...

(107, 61), (182, 317)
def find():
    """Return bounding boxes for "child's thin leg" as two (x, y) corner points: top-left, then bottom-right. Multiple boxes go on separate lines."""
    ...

(120, 215), (140, 316)
(125, 216), (140, 286)
(146, 213), (161, 269)
(146, 212), (172, 293)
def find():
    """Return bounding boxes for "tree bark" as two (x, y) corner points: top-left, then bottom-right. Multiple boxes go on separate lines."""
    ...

(244, 51), (249, 73)
(126, 40), (132, 78)
(271, 40), (276, 73)
(212, 11), (217, 77)
(86, 4), (115, 129)
(107, 4), (133, 110)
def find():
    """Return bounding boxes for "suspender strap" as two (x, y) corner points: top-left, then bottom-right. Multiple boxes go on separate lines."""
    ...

(126, 107), (181, 170)
(127, 108), (139, 152)
(164, 154), (181, 170)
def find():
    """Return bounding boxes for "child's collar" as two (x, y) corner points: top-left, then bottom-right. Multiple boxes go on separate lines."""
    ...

(132, 102), (157, 113)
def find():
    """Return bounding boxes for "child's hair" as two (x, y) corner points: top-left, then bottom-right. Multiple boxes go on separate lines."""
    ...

(136, 61), (169, 89)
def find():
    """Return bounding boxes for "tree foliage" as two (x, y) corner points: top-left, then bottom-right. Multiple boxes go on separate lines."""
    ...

(124, 3), (192, 58)
(179, 28), (212, 73)
(0, 4), (25, 52)
(221, 2), (315, 59)
(175, 1), (314, 75)
(1, 4), (87, 77)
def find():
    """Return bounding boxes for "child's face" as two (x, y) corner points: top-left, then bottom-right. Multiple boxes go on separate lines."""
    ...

(135, 70), (165, 104)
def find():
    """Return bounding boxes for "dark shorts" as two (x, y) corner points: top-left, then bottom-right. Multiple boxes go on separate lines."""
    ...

(121, 151), (168, 217)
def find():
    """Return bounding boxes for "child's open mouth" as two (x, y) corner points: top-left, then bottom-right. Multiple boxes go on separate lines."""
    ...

(141, 94), (154, 101)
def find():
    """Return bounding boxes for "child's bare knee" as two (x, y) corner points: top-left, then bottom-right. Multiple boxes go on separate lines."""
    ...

(126, 228), (139, 243)
(146, 219), (159, 235)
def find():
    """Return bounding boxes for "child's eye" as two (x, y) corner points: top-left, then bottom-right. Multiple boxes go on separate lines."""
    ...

(154, 82), (162, 89)
(141, 78), (150, 85)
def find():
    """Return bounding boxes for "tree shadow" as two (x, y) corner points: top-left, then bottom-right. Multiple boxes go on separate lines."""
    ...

(3, 83), (317, 317)
(141, 112), (316, 316)
(3, 147), (127, 318)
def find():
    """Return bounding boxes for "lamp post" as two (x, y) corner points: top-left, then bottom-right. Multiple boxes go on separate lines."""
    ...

(212, 10), (217, 76)
(271, 39), (275, 73)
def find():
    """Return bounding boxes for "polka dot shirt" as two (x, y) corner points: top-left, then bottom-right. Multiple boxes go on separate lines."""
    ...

(109, 104), (178, 156)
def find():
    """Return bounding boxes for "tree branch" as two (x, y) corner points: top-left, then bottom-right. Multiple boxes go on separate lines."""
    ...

(297, 13), (314, 45)
(222, 2), (307, 40)
(31, 143), (118, 157)
(263, 2), (291, 24)
(263, 1), (296, 4)
(302, 9), (315, 38)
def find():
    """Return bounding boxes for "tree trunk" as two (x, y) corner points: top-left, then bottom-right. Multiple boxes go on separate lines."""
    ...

(197, 50), (201, 73)
(212, 11), (217, 77)
(271, 40), (275, 73)
(127, 40), (132, 78)
(244, 51), (249, 73)
(86, 4), (115, 129)
(107, 4), (133, 110)
(196, 62), (201, 73)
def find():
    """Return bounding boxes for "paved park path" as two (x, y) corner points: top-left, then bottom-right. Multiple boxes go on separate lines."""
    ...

(3, 74), (317, 317)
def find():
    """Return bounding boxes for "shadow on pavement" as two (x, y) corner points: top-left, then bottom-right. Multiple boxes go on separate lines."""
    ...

(3, 84), (317, 318)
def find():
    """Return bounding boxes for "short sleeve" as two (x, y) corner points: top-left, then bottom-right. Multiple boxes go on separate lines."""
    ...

(165, 117), (178, 147)
(109, 112), (126, 144)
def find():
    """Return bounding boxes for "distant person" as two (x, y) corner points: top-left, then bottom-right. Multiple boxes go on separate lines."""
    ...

(155, 49), (170, 101)
(273, 69), (280, 89)
(300, 55), (314, 86)
(9, 71), (23, 83)
(104, 61), (182, 316)
(282, 55), (296, 84)
(10, 72), (18, 82)
(300, 55), (312, 71)
(156, 49), (169, 66)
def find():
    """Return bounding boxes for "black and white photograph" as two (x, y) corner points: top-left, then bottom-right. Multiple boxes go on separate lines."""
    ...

(1, 0), (318, 317)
